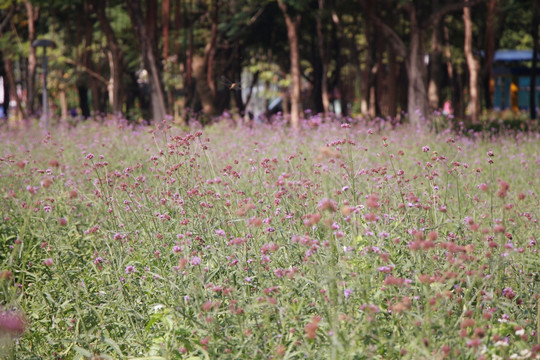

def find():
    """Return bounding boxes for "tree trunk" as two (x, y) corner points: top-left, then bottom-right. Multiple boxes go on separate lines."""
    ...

(162, 0), (170, 61)
(173, 0), (183, 120)
(89, 75), (100, 115)
(77, 85), (90, 118)
(406, 11), (429, 126)
(362, 0), (479, 127)
(444, 20), (461, 120)
(530, 0), (539, 119)
(386, 45), (398, 118)
(428, 9), (443, 111)
(83, 0), (100, 116)
(281, 90), (289, 117)
(193, 54), (217, 117)
(361, 16), (374, 115)
(163, 0), (175, 115)
(278, 0), (302, 129)
(464, 0), (480, 124)
(95, 0), (124, 115)
(311, 32), (323, 113)
(205, 0), (218, 98)
(185, 16), (195, 113)
(316, 0), (330, 116)
(174, 0), (182, 55)
(483, 0), (497, 110)
(5, 58), (24, 121)
(59, 89), (68, 121)
(126, 0), (167, 123)
(146, 0), (158, 57)
(330, 10), (345, 115)
(25, 1), (38, 117)
(375, 24), (385, 116)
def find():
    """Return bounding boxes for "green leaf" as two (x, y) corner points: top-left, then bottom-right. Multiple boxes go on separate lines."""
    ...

(103, 337), (124, 358)
(72, 345), (92, 357)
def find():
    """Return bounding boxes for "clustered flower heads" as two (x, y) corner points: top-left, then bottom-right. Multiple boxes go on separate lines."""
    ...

(0, 118), (538, 359)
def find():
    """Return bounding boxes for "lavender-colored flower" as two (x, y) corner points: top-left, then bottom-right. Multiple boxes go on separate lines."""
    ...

(125, 265), (135, 274)
(377, 265), (394, 273)
(502, 287), (516, 299)
(215, 229), (226, 236)
(344, 289), (353, 299)
(190, 256), (201, 266)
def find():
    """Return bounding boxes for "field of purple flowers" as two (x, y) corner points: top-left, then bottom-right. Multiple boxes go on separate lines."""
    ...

(0, 118), (539, 359)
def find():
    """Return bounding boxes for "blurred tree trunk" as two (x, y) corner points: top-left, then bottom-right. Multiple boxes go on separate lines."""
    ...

(163, 0), (175, 114)
(278, 0), (302, 129)
(5, 57), (24, 120)
(444, 20), (462, 120)
(530, 0), (539, 119)
(146, 0), (158, 57)
(464, 0), (479, 124)
(75, 1), (91, 118)
(126, 0), (167, 123)
(331, 9), (345, 115)
(311, 21), (323, 113)
(482, 0), (497, 111)
(316, 0), (329, 116)
(185, 9), (195, 115)
(59, 89), (68, 121)
(174, 0), (182, 56)
(162, 0), (170, 61)
(375, 23), (386, 116)
(361, 15), (374, 115)
(193, 54), (216, 116)
(363, 0), (478, 126)
(95, 0), (124, 115)
(84, 0), (100, 116)
(386, 45), (398, 118)
(364, 1), (429, 125)
(89, 79), (100, 115)
(230, 46), (247, 114)
(77, 85), (90, 118)
(173, 0), (183, 119)
(407, 6), (429, 125)
(189, 0), (220, 118)
(350, 24), (362, 115)
(428, 4), (443, 111)
(25, 1), (38, 117)
(205, 0), (218, 98)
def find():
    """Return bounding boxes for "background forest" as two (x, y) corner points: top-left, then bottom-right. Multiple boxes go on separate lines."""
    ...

(0, 0), (539, 129)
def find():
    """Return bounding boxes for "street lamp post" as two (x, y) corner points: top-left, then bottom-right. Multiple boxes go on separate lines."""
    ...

(32, 39), (56, 130)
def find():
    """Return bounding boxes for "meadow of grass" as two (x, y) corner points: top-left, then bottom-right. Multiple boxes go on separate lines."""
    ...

(0, 117), (539, 359)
